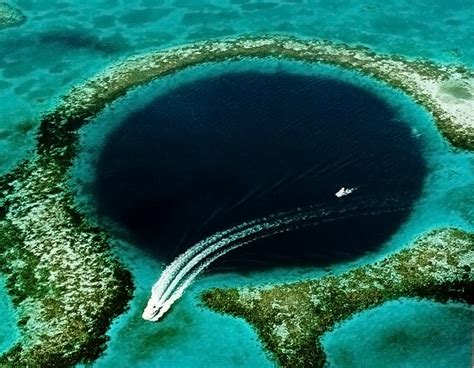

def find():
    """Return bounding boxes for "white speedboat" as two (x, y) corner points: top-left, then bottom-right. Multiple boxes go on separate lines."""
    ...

(335, 187), (356, 198)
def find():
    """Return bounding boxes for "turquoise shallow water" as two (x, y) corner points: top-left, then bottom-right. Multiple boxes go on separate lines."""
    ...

(72, 60), (473, 367)
(87, 242), (275, 368)
(0, 278), (19, 354)
(0, 1), (473, 366)
(322, 299), (473, 368)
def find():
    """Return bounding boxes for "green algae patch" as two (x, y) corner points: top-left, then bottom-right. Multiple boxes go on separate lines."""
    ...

(201, 229), (473, 367)
(0, 3), (25, 30)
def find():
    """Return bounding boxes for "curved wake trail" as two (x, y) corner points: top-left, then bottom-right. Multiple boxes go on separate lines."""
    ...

(143, 197), (407, 321)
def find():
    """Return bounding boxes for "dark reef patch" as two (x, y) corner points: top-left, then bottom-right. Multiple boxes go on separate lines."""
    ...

(92, 71), (427, 271)
(37, 28), (129, 55)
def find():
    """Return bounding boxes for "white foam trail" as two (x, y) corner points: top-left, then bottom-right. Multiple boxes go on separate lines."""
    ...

(155, 213), (302, 307)
(148, 214), (280, 303)
(146, 215), (301, 321)
(148, 203), (321, 305)
(143, 198), (406, 321)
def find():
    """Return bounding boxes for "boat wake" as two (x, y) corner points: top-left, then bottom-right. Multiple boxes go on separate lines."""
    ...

(142, 196), (406, 321)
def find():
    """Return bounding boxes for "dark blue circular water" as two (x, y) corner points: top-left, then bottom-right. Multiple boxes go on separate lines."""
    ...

(93, 71), (426, 271)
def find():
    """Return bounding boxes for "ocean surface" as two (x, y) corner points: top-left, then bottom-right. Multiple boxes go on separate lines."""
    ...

(0, 278), (19, 355)
(92, 69), (425, 271)
(322, 299), (473, 368)
(0, 1), (473, 367)
(71, 60), (472, 367)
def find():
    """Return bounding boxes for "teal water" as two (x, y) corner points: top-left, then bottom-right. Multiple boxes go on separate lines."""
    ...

(0, 1), (472, 367)
(322, 299), (473, 368)
(72, 59), (473, 367)
(0, 278), (19, 355)
(87, 242), (275, 368)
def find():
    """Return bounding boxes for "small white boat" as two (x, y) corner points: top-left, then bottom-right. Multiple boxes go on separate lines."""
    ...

(335, 187), (356, 198)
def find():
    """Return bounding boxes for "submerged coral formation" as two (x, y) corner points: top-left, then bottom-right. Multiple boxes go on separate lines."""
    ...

(0, 163), (133, 366)
(42, 36), (474, 152)
(202, 229), (473, 367)
(0, 36), (472, 366)
(0, 3), (25, 30)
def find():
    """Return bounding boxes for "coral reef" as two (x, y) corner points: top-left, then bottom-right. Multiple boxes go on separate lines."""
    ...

(202, 228), (473, 367)
(40, 36), (474, 154)
(0, 3), (25, 30)
(0, 159), (133, 366)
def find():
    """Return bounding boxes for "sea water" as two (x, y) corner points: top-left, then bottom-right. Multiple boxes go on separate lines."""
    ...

(71, 60), (472, 367)
(91, 68), (425, 270)
(1, 0), (473, 173)
(0, 1), (472, 367)
(0, 277), (19, 355)
(322, 298), (473, 368)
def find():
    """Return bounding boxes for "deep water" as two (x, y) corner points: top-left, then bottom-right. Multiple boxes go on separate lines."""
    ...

(93, 71), (426, 271)
(73, 61), (472, 367)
